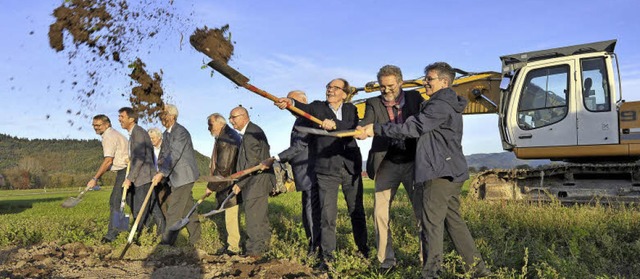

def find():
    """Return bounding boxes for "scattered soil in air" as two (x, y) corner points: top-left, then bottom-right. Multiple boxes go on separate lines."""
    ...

(47, 0), (190, 122)
(128, 58), (164, 122)
(190, 24), (234, 64)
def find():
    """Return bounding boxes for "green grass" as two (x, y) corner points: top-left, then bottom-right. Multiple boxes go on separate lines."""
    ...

(2, 179), (640, 278)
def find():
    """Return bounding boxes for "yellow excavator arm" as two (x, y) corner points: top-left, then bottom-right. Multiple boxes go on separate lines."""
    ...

(348, 71), (503, 119)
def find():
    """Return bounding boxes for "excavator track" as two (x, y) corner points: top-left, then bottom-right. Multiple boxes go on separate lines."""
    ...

(470, 162), (640, 203)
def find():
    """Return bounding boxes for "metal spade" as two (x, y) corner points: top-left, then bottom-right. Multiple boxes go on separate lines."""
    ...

(61, 184), (93, 208)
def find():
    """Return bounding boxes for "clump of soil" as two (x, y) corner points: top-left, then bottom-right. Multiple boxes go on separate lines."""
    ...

(48, 0), (191, 123)
(128, 58), (164, 122)
(190, 24), (234, 63)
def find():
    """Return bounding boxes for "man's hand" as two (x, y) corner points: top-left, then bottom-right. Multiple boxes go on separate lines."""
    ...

(275, 97), (292, 110)
(122, 178), (132, 189)
(232, 184), (241, 194)
(152, 173), (164, 186)
(321, 119), (337, 130)
(205, 188), (213, 195)
(260, 157), (276, 170)
(354, 126), (368, 140)
(86, 178), (97, 188)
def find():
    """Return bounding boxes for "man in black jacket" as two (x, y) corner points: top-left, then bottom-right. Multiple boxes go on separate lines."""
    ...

(276, 79), (369, 267)
(357, 65), (422, 272)
(271, 90), (321, 255)
(205, 113), (242, 255)
(229, 106), (275, 258)
(359, 62), (490, 278)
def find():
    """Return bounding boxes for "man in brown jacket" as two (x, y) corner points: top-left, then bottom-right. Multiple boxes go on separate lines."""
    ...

(206, 113), (242, 255)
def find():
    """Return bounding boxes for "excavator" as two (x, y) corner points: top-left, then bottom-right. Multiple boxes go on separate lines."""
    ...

(346, 39), (640, 203)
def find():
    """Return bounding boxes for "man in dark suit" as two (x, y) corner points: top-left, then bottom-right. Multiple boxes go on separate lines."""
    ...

(357, 65), (423, 272)
(271, 90), (321, 255)
(276, 78), (369, 268)
(205, 113), (242, 255)
(118, 107), (165, 236)
(229, 106), (275, 258)
(152, 104), (201, 245)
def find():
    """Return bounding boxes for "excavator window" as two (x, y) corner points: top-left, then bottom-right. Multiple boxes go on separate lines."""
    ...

(581, 57), (611, 112)
(517, 65), (570, 130)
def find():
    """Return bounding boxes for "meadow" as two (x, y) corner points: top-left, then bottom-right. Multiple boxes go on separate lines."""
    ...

(1, 179), (640, 278)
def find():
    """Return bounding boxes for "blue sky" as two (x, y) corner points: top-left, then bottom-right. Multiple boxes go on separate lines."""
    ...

(2, 0), (640, 159)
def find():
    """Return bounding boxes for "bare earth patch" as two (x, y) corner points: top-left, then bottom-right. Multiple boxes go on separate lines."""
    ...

(0, 242), (325, 278)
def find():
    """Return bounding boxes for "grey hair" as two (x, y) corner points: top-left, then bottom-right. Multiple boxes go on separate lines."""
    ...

(148, 127), (162, 139)
(424, 62), (455, 85)
(164, 104), (179, 118)
(287, 90), (307, 103)
(377, 65), (403, 83)
(207, 113), (227, 124)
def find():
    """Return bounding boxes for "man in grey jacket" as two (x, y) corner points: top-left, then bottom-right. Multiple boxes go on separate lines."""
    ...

(118, 107), (165, 236)
(359, 62), (490, 278)
(152, 104), (201, 245)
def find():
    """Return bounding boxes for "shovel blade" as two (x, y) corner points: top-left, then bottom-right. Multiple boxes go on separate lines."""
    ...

(61, 197), (82, 208)
(112, 211), (130, 231)
(168, 218), (189, 232)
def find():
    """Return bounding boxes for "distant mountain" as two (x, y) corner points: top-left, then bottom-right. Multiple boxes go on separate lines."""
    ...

(0, 133), (210, 189)
(465, 152), (550, 169)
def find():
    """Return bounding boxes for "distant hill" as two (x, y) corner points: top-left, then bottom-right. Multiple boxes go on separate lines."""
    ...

(0, 133), (210, 189)
(465, 152), (550, 169)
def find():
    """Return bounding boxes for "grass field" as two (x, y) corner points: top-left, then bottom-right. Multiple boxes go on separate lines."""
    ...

(1, 179), (640, 278)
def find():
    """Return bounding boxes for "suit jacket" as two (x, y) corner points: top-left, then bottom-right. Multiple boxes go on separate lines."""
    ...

(208, 124), (242, 208)
(359, 90), (422, 179)
(295, 100), (362, 175)
(127, 124), (154, 186)
(157, 122), (200, 188)
(277, 117), (313, 192)
(236, 121), (275, 200)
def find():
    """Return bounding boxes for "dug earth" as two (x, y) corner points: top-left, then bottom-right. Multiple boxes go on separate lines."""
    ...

(0, 242), (323, 278)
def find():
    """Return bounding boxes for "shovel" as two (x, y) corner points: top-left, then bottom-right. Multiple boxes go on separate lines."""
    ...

(207, 59), (323, 126)
(200, 192), (236, 217)
(125, 181), (158, 245)
(113, 163), (131, 231)
(61, 184), (93, 208)
(294, 126), (364, 138)
(166, 192), (212, 232)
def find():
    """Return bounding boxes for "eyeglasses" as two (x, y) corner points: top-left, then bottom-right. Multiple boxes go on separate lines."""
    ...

(379, 84), (397, 92)
(424, 76), (442, 82)
(92, 123), (105, 128)
(326, 85), (344, 92)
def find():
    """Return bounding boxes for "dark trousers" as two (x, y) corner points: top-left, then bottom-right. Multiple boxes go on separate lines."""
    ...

(243, 194), (271, 255)
(417, 178), (486, 278)
(301, 185), (321, 252)
(131, 182), (165, 236)
(162, 182), (201, 245)
(105, 169), (131, 240)
(316, 168), (368, 260)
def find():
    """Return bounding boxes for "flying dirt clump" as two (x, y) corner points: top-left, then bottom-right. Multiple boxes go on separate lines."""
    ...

(47, 0), (192, 123)
(189, 24), (234, 63)
(129, 58), (164, 122)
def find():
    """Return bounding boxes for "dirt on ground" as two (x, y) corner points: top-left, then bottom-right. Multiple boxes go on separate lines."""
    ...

(0, 242), (325, 278)
(48, 0), (191, 122)
(189, 25), (234, 64)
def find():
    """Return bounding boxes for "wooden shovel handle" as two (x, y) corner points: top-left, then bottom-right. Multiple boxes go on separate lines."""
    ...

(243, 84), (323, 126)
(127, 183), (157, 243)
(335, 130), (365, 138)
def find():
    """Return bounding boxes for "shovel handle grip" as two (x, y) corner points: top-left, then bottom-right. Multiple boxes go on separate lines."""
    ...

(335, 130), (365, 138)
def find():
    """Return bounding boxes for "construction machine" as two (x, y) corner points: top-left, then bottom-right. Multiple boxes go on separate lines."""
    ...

(348, 39), (640, 203)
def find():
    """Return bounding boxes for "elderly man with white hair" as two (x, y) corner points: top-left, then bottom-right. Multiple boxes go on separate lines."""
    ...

(152, 104), (201, 245)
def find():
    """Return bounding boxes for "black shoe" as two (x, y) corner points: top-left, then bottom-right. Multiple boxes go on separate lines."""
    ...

(379, 265), (395, 274)
(473, 268), (493, 278)
(216, 247), (239, 256)
(101, 237), (114, 244)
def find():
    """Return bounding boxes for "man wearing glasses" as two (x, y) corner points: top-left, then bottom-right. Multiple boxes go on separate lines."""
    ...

(88, 114), (130, 243)
(276, 79), (369, 270)
(359, 62), (491, 278)
(357, 65), (423, 273)
(229, 106), (275, 259)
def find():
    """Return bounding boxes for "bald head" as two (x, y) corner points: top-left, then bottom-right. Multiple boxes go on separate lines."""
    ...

(229, 106), (249, 131)
(287, 90), (307, 104)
